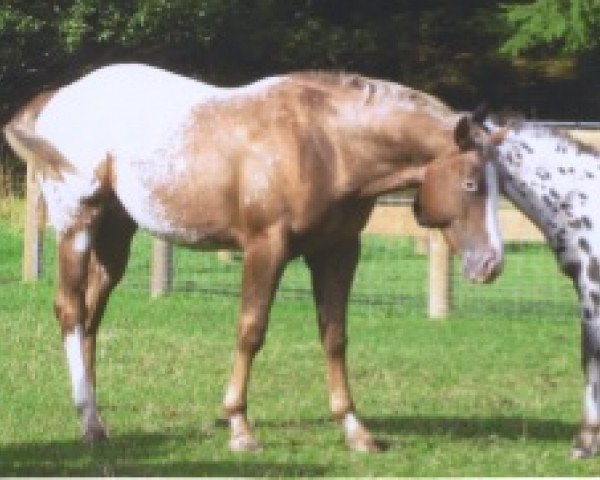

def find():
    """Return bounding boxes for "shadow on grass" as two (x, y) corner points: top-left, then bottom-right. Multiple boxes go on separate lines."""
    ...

(365, 414), (576, 441)
(256, 414), (576, 442)
(1, 415), (577, 475)
(0, 430), (326, 477)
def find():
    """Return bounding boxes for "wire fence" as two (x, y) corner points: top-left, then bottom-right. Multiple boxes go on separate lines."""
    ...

(0, 221), (578, 322)
(0, 123), (585, 323)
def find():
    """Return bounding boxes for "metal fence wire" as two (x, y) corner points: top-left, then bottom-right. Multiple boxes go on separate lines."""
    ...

(100, 232), (433, 316)
(5, 120), (597, 322)
(7, 228), (574, 322)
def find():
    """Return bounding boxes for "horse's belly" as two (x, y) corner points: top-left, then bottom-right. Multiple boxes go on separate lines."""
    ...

(113, 156), (239, 248)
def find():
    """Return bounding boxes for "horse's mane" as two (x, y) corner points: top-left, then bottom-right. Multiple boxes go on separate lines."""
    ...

(288, 71), (453, 118)
(490, 112), (600, 157)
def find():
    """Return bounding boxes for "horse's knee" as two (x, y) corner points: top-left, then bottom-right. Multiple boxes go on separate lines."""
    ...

(54, 291), (82, 335)
(323, 323), (347, 358)
(238, 321), (267, 354)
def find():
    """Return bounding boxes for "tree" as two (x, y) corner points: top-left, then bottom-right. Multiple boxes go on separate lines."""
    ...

(1, 0), (598, 167)
(501, 0), (600, 56)
(0, 1), (506, 126)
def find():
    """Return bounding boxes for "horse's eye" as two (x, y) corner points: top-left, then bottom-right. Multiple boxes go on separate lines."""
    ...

(462, 179), (478, 192)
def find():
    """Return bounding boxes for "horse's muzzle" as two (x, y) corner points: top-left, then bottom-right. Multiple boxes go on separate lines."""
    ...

(462, 247), (503, 284)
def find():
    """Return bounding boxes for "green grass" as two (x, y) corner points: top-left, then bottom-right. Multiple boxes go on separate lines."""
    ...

(1, 218), (597, 476)
(0, 194), (25, 234)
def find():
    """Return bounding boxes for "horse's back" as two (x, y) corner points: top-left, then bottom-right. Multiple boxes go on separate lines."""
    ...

(36, 64), (216, 167)
(32, 65), (290, 243)
(27, 65), (390, 246)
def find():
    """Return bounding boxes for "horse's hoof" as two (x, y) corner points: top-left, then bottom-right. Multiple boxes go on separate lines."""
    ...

(571, 447), (590, 459)
(229, 434), (262, 452)
(571, 444), (599, 459)
(572, 429), (600, 459)
(82, 422), (108, 445)
(82, 431), (108, 445)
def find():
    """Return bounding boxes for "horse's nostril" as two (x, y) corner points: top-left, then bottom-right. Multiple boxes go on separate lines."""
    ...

(462, 248), (503, 283)
(482, 249), (503, 281)
(483, 257), (494, 274)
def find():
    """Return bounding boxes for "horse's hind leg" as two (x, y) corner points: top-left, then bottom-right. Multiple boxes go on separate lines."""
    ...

(54, 208), (106, 443)
(83, 207), (137, 389)
(305, 237), (382, 452)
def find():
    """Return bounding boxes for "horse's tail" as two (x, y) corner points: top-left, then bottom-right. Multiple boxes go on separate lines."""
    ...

(3, 91), (76, 181)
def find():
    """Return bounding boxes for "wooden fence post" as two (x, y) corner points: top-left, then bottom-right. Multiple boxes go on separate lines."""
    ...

(22, 163), (44, 281)
(428, 230), (452, 319)
(150, 238), (173, 297)
(217, 249), (233, 263)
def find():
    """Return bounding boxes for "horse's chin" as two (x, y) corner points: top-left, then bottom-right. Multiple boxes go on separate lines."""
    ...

(465, 270), (500, 284)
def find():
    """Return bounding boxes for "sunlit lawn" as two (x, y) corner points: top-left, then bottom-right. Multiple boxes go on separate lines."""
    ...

(1, 219), (596, 476)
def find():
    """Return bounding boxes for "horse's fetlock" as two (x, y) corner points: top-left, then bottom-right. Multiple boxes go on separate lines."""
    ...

(330, 394), (354, 421)
(331, 407), (352, 423)
(224, 403), (247, 418)
(76, 400), (91, 416)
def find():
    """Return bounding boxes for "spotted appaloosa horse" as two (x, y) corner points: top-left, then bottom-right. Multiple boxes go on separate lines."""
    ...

(5, 64), (504, 452)
(482, 115), (600, 458)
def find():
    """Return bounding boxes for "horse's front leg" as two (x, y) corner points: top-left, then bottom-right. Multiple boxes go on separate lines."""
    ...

(223, 225), (287, 452)
(305, 237), (382, 452)
(55, 221), (106, 443)
(573, 304), (600, 458)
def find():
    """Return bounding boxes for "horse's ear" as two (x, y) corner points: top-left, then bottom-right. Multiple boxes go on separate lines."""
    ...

(490, 126), (508, 146)
(454, 115), (474, 151)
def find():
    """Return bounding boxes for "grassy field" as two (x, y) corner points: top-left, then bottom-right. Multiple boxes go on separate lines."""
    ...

(1, 215), (598, 476)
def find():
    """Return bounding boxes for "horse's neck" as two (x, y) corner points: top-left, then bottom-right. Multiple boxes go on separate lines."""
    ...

(496, 124), (600, 248)
(333, 107), (456, 197)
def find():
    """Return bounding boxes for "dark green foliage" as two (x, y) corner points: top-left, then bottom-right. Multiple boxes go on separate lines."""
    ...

(501, 0), (600, 56)
(2, 0), (600, 189)
(1, 1), (597, 127)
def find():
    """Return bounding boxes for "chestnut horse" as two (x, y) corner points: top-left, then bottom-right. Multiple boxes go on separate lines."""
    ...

(5, 64), (504, 452)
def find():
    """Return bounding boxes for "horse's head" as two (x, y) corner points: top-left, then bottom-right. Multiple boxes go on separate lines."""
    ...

(413, 115), (506, 283)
